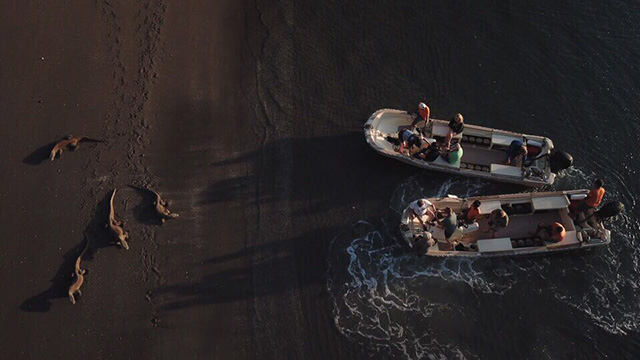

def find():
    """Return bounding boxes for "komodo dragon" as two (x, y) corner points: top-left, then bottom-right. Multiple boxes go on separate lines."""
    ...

(50, 135), (104, 161)
(68, 233), (89, 304)
(130, 185), (179, 224)
(149, 188), (179, 224)
(108, 189), (130, 250)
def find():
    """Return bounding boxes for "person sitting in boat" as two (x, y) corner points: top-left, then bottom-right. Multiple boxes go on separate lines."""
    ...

(535, 222), (566, 243)
(576, 179), (606, 214)
(486, 208), (509, 238)
(397, 129), (423, 155)
(436, 207), (458, 248)
(413, 232), (435, 256)
(409, 199), (437, 228)
(440, 141), (463, 165)
(413, 141), (441, 162)
(503, 139), (531, 166)
(410, 102), (431, 134)
(444, 113), (464, 149)
(461, 200), (482, 224)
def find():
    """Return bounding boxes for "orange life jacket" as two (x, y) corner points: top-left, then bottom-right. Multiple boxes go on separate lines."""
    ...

(585, 187), (605, 208)
(551, 222), (566, 242)
(418, 105), (430, 120)
(466, 206), (480, 221)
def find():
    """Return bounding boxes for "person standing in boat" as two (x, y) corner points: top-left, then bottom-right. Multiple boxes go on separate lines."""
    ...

(410, 102), (431, 134)
(409, 199), (437, 228)
(436, 207), (458, 248)
(577, 179), (606, 213)
(445, 113), (464, 150)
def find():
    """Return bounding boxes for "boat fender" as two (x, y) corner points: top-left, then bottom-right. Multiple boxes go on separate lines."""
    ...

(549, 151), (573, 173)
(526, 139), (543, 147)
(569, 193), (588, 200)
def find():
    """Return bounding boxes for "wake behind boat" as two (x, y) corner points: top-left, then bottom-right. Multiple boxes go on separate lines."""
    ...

(364, 109), (573, 187)
(399, 190), (622, 258)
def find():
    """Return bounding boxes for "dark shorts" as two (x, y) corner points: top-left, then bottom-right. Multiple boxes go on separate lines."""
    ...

(577, 201), (594, 213)
(444, 227), (456, 239)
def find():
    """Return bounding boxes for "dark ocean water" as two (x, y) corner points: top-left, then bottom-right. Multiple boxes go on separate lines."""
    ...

(255, 1), (640, 358)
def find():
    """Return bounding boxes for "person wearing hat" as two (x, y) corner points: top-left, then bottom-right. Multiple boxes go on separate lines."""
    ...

(410, 102), (431, 133)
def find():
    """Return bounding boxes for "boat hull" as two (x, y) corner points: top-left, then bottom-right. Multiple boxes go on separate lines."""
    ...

(364, 109), (556, 187)
(400, 190), (612, 258)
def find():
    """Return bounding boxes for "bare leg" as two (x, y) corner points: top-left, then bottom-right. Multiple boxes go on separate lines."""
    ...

(444, 132), (453, 150)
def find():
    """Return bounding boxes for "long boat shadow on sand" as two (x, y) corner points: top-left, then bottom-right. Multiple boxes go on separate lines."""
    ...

(152, 228), (334, 310)
(199, 132), (423, 215)
(153, 133), (428, 310)
(20, 193), (122, 312)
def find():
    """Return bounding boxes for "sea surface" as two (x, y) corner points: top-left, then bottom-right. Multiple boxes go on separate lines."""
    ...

(255, 1), (640, 358)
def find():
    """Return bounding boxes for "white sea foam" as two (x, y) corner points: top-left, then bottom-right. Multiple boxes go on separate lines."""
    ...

(328, 174), (640, 358)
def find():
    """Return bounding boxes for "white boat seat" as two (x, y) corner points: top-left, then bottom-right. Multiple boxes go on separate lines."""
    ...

(490, 164), (523, 177)
(477, 237), (513, 252)
(477, 200), (502, 214)
(492, 133), (522, 147)
(532, 195), (570, 211)
(432, 123), (463, 139)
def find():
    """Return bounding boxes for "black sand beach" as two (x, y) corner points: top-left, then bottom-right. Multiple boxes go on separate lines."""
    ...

(1, 1), (380, 358)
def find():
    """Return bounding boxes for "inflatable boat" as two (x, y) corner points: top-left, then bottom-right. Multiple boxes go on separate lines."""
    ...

(399, 190), (621, 258)
(364, 109), (573, 187)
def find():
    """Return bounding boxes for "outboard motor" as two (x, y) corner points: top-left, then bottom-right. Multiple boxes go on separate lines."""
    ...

(596, 201), (625, 221)
(549, 151), (573, 173)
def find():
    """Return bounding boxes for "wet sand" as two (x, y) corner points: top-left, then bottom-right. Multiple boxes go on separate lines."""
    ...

(0, 1), (408, 358)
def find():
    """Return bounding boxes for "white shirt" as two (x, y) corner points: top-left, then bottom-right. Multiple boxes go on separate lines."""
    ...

(410, 199), (433, 217)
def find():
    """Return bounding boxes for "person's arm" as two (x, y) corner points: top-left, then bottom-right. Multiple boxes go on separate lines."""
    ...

(398, 141), (407, 154)
(427, 204), (437, 216)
